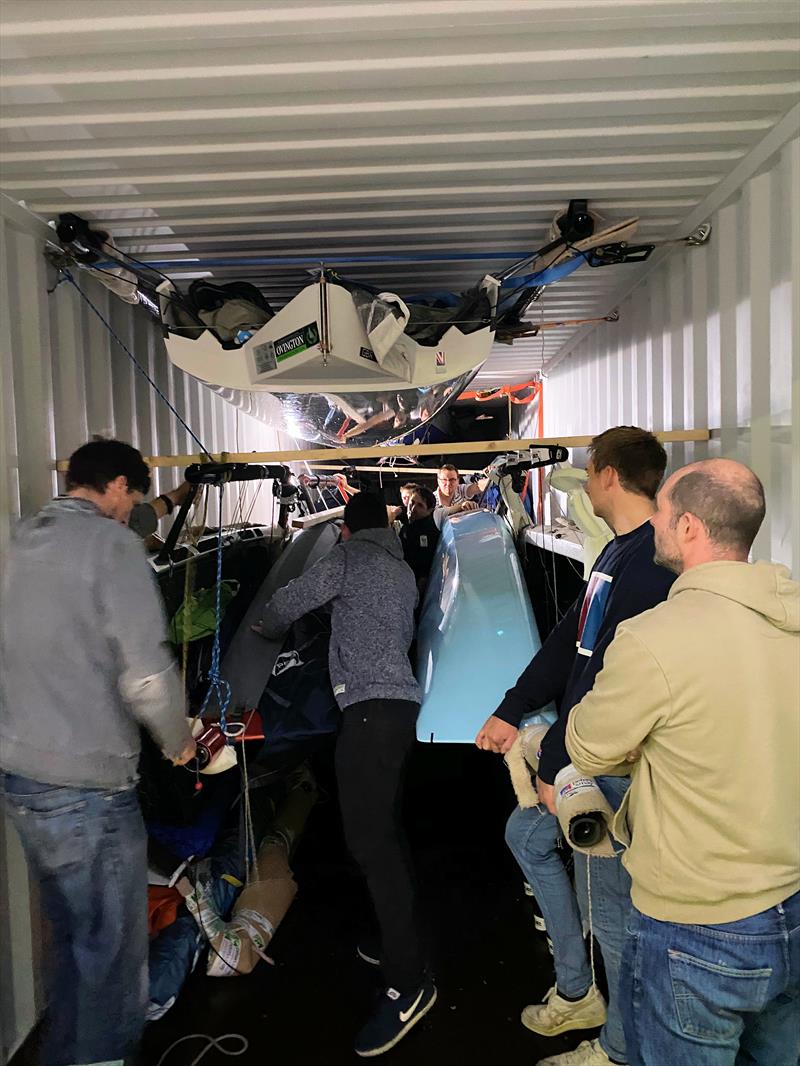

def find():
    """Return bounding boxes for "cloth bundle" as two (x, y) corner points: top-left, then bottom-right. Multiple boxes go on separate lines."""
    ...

(506, 723), (616, 857)
(504, 721), (550, 808)
(186, 765), (318, 976)
(206, 838), (297, 976)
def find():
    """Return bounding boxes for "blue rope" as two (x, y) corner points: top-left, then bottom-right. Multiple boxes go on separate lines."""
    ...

(96, 250), (538, 270)
(59, 269), (212, 460)
(199, 484), (231, 735)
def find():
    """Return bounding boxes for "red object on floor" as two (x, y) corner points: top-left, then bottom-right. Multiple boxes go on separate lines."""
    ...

(148, 885), (183, 938)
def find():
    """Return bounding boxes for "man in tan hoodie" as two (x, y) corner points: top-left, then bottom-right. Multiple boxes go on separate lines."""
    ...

(565, 458), (800, 1066)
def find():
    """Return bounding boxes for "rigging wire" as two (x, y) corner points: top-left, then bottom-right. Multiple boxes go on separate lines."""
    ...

(59, 269), (212, 460)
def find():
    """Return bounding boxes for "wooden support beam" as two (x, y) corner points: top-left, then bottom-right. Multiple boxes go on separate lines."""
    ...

(291, 505), (345, 530)
(309, 464), (483, 476)
(55, 429), (710, 471)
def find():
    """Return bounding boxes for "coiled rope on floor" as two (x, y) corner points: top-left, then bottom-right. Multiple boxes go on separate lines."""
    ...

(155, 1032), (249, 1066)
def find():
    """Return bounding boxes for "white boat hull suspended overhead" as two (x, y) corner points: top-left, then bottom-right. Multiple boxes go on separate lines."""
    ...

(159, 274), (499, 446)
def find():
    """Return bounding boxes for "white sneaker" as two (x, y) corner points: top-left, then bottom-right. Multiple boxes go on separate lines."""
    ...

(522, 984), (607, 1037)
(535, 1038), (614, 1065)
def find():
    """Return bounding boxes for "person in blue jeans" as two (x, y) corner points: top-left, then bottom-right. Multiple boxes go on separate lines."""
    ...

(0, 440), (195, 1066)
(477, 426), (676, 1066)
(505, 777), (632, 1066)
(566, 459), (799, 1065)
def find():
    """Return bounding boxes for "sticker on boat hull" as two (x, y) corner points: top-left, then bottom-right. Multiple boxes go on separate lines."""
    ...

(252, 321), (320, 374)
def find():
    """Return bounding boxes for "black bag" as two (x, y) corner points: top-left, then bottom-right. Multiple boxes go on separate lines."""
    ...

(256, 610), (339, 757)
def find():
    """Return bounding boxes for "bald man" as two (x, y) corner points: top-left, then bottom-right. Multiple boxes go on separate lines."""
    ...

(564, 460), (800, 1066)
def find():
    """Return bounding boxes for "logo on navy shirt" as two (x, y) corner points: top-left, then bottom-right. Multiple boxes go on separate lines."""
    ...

(576, 571), (613, 656)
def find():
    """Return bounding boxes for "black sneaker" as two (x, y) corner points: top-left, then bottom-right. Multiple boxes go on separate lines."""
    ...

(354, 980), (437, 1057)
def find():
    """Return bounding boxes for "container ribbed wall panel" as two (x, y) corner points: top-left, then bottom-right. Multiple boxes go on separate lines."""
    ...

(518, 137), (799, 577)
(0, 199), (283, 1063)
(0, 199), (286, 559)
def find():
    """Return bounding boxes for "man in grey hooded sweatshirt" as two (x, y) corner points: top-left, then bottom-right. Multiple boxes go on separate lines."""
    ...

(0, 439), (195, 1066)
(261, 491), (436, 1058)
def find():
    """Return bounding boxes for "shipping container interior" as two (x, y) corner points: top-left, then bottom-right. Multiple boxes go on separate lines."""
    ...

(0, 2), (799, 1064)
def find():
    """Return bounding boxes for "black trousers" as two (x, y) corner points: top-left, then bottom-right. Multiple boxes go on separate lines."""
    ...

(335, 698), (424, 992)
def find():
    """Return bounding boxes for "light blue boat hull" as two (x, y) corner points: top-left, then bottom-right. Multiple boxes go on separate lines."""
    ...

(416, 510), (553, 744)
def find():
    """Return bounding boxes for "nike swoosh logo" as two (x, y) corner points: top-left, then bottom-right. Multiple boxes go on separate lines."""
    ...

(399, 989), (424, 1023)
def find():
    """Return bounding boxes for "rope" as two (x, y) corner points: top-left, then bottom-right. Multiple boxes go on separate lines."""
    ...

(240, 743), (258, 886)
(586, 857), (597, 990)
(58, 268), (212, 460)
(198, 484), (231, 733)
(155, 1032), (248, 1065)
(183, 487), (209, 702)
(181, 556), (196, 688)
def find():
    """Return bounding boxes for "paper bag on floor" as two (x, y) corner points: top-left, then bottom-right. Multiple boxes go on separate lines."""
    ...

(206, 766), (317, 976)
(207, 839), (297, 976)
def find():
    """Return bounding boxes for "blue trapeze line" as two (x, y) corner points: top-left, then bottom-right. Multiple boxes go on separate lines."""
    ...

(97, 251), (538, 269)
(499, 255), (585, 291)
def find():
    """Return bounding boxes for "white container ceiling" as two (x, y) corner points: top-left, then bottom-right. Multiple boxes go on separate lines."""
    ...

(1, 0), (798, 387)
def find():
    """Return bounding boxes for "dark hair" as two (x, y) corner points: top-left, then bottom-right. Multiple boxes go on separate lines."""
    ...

(66, 439), (151, 495)
(343, 492), (388, 534)
(669, 468), (765, 554)
(400, 482), (422, 493)
(438, 464), (458, 475)
(412, 486), (437, 511)
(588, 426), (667, 500)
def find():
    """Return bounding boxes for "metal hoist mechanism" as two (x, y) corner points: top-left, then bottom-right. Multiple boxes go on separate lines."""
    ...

(485, 446), (569, 538)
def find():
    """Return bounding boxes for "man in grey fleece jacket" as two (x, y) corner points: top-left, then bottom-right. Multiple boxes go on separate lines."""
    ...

(261, 492), (436, 1058)
(0, 439), (194, 1066)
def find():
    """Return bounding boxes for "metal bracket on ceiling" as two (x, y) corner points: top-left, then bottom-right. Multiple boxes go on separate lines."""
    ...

(43, 243), (74, 272)
(586, 243), (656, 267)
(685, 222), (712, 247)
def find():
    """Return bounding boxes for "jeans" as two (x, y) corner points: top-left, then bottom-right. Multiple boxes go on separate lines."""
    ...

(1, 774), (148, 1066)
(505, 804), (592, 999)
(572, 775), (632, 1065)
(621, 891), (800, 1066)
(505, 774), (632, 1064)
(335, 699), (424, 992)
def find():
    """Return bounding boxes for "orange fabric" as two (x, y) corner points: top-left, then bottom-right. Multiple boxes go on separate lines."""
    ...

(459, 380), (541, 404)
(148, 885), (183, 939)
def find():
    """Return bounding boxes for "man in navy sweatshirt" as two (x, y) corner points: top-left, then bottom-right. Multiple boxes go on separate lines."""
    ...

(475, 427), (675, 1066)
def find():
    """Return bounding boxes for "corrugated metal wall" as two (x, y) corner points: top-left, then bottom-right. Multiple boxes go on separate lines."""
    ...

(0, 198), (287, 1063)
(518, 137), (799, 577)
(0, 198), (290, 562)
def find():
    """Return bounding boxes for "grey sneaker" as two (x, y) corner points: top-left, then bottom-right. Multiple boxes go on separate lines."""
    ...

(522, 984), (607, 1037)
(536, 1038), (614, 1065)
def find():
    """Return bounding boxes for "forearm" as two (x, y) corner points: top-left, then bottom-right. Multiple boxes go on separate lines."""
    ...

(464, 477), (489, 499)
(261, 550), (343, 637)
(121, 661), (192, 760)
(566, 628), (670, 775)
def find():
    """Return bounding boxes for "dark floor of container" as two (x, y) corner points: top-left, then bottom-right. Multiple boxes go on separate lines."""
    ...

(144, 743), (598, 1066)
(14, 743), (600, 1066)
